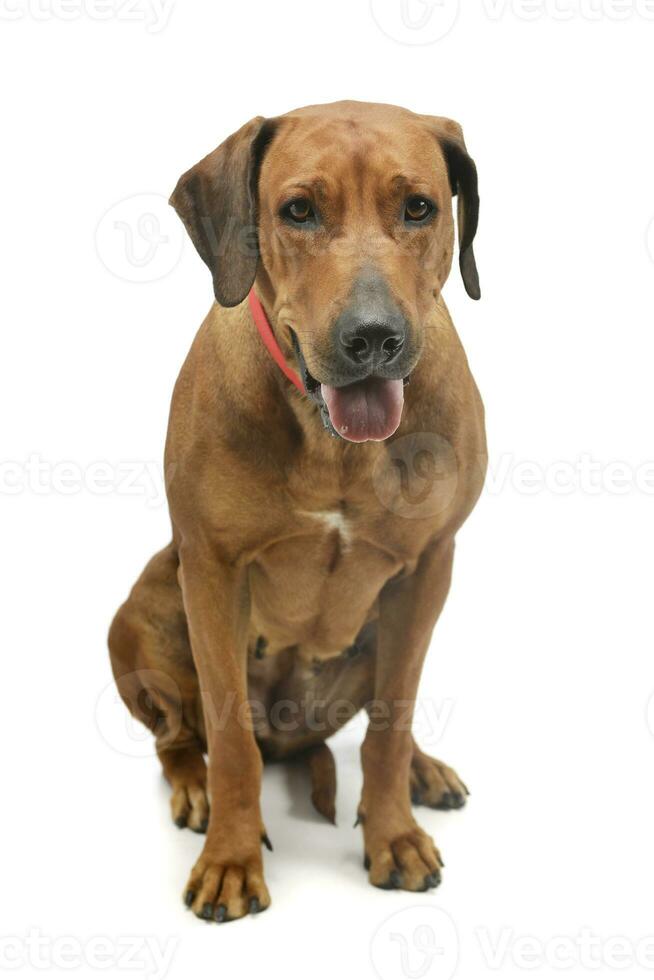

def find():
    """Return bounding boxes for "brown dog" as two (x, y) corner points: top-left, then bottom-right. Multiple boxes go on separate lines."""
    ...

(108, 100), (487, 923)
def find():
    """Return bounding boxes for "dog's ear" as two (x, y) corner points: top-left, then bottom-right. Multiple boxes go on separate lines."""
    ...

(169, 116), (276, 307)
(430, 118), (480, 300)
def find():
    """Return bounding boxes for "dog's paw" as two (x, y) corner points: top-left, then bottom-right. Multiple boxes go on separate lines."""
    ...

(170, 778), (209, 833)
(364, 824), (443, 892)
(410, 747), (469, 810)
(183, 850), (271, 923)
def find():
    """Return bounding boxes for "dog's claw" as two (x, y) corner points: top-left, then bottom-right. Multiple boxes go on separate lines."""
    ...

(376, 869), (402, 890)
(410, 751), (469, 811)
(261, 833), (273, 851)
(249, 897), (262, 914)
(200, 902), (213, 920)
(434, 790), (465, 810)
(364, 853), (371, 870)
(175, 816), (188, 829)
(215, 904), (227, 923)
(184, 890), (195, 907)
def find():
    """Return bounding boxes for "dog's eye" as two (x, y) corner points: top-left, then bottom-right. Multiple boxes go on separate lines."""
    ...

(404, 196), (435, 223)
(283, 198), (315, 224)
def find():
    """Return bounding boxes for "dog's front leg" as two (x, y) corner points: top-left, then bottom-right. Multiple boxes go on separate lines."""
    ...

(177, 545), (270, 922)
(359, 536), (455, 891)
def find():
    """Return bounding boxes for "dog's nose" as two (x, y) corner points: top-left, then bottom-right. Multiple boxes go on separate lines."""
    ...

(339, 321), (405, 367)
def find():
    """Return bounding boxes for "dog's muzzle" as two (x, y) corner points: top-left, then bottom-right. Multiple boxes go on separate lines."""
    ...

(293, 270), (416, 443)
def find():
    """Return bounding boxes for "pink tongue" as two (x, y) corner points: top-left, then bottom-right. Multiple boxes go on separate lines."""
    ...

(320, 377), (404, 442)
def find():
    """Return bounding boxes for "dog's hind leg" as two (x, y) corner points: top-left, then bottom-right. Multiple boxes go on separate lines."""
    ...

(108, 543), (209, 832)
(158, 741), (208, 832)
(409, 740), (469, 811)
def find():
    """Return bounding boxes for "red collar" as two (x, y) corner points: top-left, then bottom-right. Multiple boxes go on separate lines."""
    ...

(248, 290), (305, 394)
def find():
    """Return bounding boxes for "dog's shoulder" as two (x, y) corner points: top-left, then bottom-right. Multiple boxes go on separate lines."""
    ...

(164, 301), (301, 511)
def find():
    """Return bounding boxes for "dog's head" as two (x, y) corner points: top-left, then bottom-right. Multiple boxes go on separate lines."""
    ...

(170, 101), (480, 442)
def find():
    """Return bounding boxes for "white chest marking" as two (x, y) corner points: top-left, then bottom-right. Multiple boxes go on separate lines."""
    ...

(300, 509), (352, 547)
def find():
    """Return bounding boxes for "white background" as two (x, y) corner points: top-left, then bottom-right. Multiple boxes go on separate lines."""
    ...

(2, 1), (654, 978)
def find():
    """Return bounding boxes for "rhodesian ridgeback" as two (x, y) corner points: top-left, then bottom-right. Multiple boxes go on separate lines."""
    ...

(109, 100), (487, 922)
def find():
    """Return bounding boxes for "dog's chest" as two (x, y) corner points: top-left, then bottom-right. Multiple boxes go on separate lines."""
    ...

(245, 440), (451, 659)
(249, 511), (400, 659)
(296, 507), (353, 547)
(247, 495), (403, 659)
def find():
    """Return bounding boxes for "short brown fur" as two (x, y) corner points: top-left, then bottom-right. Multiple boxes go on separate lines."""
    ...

(109, 101), (487, 922)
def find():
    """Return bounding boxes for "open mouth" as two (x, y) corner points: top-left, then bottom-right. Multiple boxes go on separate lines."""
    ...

(290, 331), (408, 443)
